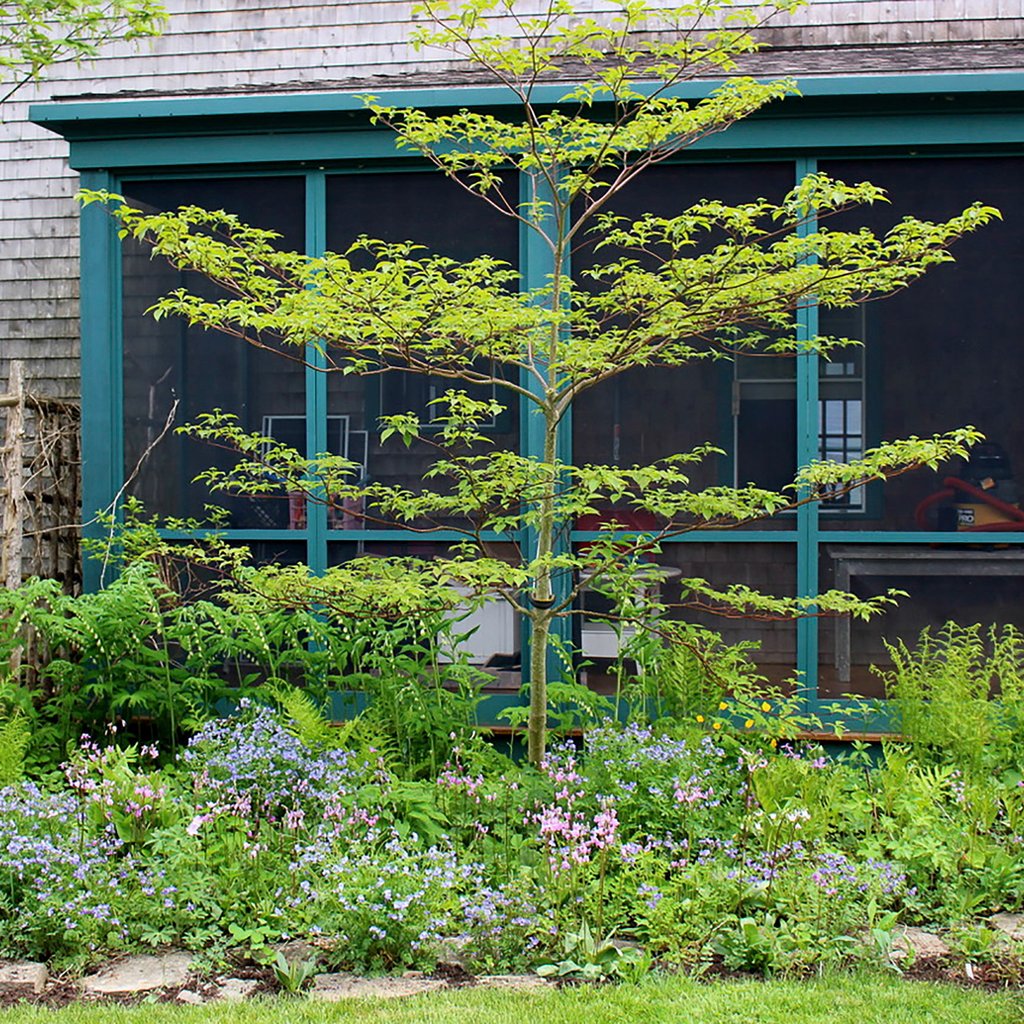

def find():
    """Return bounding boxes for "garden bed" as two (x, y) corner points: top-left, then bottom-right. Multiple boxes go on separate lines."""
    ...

(4, 691), (1024, 986)
(3, 590), (1024, 998)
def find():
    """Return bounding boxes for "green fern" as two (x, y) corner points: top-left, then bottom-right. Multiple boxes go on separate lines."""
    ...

(641, 624), (764, 724)
(876, 622), (1024, 774)
(270, 681), (398, 766)
(0, 713), (29, 787)
(271, 683), (340, 750)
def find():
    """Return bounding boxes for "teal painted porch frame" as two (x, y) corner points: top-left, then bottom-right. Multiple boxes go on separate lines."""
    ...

(30, 70), (1024, 130)
(518, 173), (574, 690)
(41, 110), (1024, 174)
(79, 169), (122, 592)
(32, 72), (1024, 175)
(305, 170), (329, 576)
(795, 156), (820, 712)
(54, 72), (1024, 708)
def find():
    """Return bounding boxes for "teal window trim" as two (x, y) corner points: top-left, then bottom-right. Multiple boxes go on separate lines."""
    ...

(32, 72), (1024, 173)
(79, 169), (122, 593)
(154, 529), (317, 543)
(305, 169), (329, 576)
(818, 531), (1024, 545)
(324, 529), (511, 543)
(569, 531), (798, 543)
(518, 173), (572, 687)
(63, 74), (1024, 722)
(41, 110), (1024, 174)
(795, 156), (820, 711)
(29, 70), (1024, 131)
(155, 529), (511, 543)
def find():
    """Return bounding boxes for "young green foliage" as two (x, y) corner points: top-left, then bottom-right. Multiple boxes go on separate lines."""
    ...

(0, 0), (166, 107)
(82, 0), (997, 762)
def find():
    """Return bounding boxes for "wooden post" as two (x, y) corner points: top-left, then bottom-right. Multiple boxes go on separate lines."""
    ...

(1, 361), (26, 590)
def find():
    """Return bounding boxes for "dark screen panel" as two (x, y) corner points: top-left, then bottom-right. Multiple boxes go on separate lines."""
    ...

(325, 171), (520, 529)
(121, 177), (306, 527)
(818, 156), (1024, 531)
(573, 162), (797, 526)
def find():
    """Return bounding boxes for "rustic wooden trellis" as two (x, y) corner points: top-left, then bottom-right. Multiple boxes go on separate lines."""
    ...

(0, 362), (81, 594)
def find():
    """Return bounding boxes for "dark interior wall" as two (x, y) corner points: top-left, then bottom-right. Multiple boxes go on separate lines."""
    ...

(326, 170), (519, 521)
(122, 171), (521, 527)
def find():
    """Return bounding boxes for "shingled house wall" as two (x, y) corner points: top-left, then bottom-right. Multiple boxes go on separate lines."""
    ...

(3, 0), (1024, 405)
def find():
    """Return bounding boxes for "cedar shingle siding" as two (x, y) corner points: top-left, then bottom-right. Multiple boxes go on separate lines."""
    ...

(3, 0), (1024, 401)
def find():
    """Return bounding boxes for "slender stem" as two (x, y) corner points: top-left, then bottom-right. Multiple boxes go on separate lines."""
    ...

(528, 611), (551, 765)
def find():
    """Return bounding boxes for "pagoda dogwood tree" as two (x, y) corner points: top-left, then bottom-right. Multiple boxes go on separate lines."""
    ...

(85, 0), (996, 763)
(1, 0), (166, 107)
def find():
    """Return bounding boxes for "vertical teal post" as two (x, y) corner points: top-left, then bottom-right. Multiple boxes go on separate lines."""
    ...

(519, 171), (573, 691)
(79, 170), (122, 592)
(794, 157), (820, 708)
(305, 171), (328, 575)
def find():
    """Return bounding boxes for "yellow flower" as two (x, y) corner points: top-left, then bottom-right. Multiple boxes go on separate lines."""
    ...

(770, 738), (778, 748)
(712, 722), (722, 730)
(761, 702), (771, 712)
(718, 702), (728, 711)
(744, 719), (754, 729)
(695, 715), (705, 723)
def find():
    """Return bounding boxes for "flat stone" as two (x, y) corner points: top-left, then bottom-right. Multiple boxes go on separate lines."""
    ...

(611, 938), (642, 952)
(893, 926), (950, 960)
(990, 913), (1024, 942)
(175, 990), (204, 1005)
(271, 939), (319, 967)
(431, 936), (472, 965)
(310, 972), (445, 1001)
(478, 974), (552, 991)
(0, 961), (48, 996)
(215, 977), (261, 1002)
(81, 953), (192, 996)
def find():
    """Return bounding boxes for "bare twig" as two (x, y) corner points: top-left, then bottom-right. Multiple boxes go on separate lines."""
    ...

(97, 397), (180, 587)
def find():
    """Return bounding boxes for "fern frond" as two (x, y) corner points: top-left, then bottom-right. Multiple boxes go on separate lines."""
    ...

(0, 713), (29, 787)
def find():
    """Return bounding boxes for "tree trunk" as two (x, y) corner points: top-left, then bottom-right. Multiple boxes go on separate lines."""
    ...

(527, 610), (550, 765)
(526, 405), (559, 765)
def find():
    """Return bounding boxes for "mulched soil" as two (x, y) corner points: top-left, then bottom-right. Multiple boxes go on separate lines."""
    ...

(152, 964), (280, 1003)
(903, 955), (1024, 992)
(0, 981), (81, 1010)
(0, 979), (162, 1010)
(429, 961), (477, 988)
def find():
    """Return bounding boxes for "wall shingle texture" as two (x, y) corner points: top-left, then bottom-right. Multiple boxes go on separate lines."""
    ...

(2, 0), (1024, 400)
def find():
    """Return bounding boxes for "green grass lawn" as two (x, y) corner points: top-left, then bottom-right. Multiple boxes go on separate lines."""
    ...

(2, 975), (1022, 1024)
